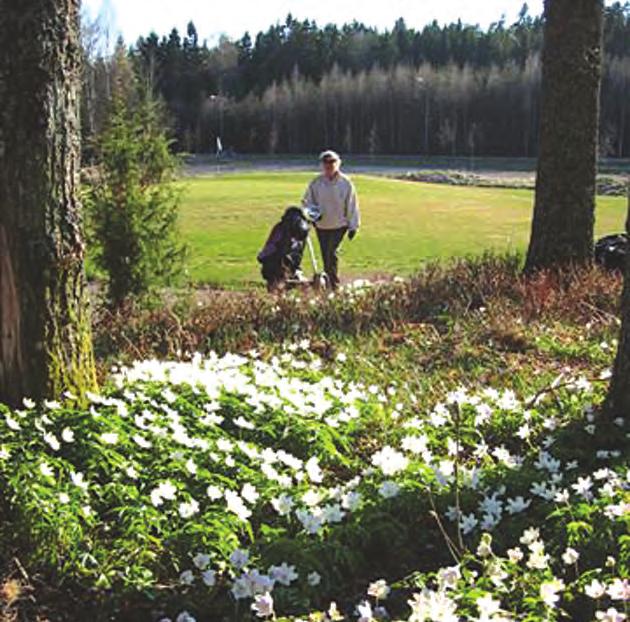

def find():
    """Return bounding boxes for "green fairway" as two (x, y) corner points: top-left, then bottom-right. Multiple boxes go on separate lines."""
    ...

(180, 172), (627, 286)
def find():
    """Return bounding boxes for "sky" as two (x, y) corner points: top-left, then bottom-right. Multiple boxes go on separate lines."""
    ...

(82, 0), (547, 45)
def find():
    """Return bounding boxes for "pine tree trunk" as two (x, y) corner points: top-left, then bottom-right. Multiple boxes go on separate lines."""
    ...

(524, 0), (604, 273)
(604, 183), (630, 418)
(0, 0), (97, 406)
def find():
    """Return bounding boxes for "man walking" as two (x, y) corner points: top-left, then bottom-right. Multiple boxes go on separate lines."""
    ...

(302, 150), (360, 288)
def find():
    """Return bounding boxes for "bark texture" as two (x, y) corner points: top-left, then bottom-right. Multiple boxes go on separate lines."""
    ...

(524, 0), (604, 273)
(0, 0), (97, 405)
(604, 183), (630, 418)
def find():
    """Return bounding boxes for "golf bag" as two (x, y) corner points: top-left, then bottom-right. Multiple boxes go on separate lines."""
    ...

(258, 207), (310, 290)
(595, 233), (629, 273)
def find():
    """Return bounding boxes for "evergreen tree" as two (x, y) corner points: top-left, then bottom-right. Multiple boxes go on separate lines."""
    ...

(87, 90), (186, 308)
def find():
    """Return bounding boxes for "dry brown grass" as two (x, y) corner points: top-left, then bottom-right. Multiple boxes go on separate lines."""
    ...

(91, 254), (622, 371)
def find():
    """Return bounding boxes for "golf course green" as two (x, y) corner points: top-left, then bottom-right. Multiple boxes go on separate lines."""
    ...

(179, 172), (627, 286)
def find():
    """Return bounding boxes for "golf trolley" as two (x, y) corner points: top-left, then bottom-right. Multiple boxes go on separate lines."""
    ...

(257, 205), (330, 292)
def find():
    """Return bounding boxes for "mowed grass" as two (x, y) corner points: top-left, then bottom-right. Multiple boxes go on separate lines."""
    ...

(179, 172), (627, 286)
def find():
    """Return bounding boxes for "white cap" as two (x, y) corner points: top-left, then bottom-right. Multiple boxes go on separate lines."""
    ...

(319, 150), (341, 162)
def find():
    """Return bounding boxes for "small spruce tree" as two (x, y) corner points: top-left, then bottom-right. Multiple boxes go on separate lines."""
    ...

(87, 92), (186, 308)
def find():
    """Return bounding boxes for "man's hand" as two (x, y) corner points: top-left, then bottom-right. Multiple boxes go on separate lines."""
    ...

(348, 230), (357, 241)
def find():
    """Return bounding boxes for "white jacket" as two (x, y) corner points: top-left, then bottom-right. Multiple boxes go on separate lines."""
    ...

(302, 173), (360, 231)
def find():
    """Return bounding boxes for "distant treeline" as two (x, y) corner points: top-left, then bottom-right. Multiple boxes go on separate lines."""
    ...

(82, 3), (630, 157)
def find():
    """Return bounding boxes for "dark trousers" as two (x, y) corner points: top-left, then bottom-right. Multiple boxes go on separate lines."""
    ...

(316, 227), (347, 288)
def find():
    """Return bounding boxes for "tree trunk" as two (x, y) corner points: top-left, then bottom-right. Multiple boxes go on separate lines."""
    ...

(0, 0), (97, 406)
(604, 183), (630, 418)
(524, 0), (603, 273)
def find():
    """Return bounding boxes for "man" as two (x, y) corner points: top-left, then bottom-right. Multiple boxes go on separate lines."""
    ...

(302, 150), (360, 288)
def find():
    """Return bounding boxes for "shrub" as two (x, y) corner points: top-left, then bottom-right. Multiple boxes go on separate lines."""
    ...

(86, 93), (186, 308)
(92, 254), (622, 366)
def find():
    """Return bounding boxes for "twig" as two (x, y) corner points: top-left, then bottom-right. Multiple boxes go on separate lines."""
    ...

(453, 404), (464, 552)
(525, 375), (609, 409)
(12, 557), (29, 582)
(426, 488), (461, 564)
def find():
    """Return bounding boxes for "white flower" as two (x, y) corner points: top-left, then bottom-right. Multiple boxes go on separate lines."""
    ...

(234, 416), (255, 430)
(271, 493), (294, 516)
(5, 415), (21, 431)
(367, 579), (390, 600)
(296, 508), (324, 535)
(356, 600), (374, 622)
(302, 489), (322, 507)
(479, 493), (503, 518)
(192, 552), (211, 570)
(476, 593), (501, 620)
(179, 570), (195, 586)
(322, 503), (345, 524)
(433, 459), (455, 486)
(480, 513), (500, 532)
(371, 446), (409, 476)
(225, 490), (252, 521)
(572, 476), (593, 499)
(520, 527), (540, 546)
(378, 480), (400, 499)
(101, 432), (119, 445)
(175, 611), (196, 622)
(269, 562), (298, 586)
(607, 578), (630, 601)
(241, 483), (259, 505)
(585, 579), (607, 599)
(58, 492), (70, 504)
(308, 571), (321, 586)
(401, 435), (428, 455)
(341, 490), (362, 511)
(507, 547), (523, 563)
(43, 433), (60, 451)
(39, 462), (54, 478)
(206, 485), (223, 501)
(201, 569), (216, 587)
(540, 578), (564, 608)
(460, 513), (478, 535)
(150, 481), (177, 507)
(70, 471), (88, 490)
(229, 549), (250, 570)
(596, 608), (627, 622)
(251, 592), (274, 618)
(408, 588), (457, 622)
(133, 434), (152, 449)
(305, 457), (324, 483)
(554, 488), (570, 503)
(561, 547), (579, 565)
(476, 534), (493, 558)
(486, 559), (507, 587)
(526, 541), (549, 570)
(22, 398), (36, 409)
(516, 423), (531, 439)
(185, 458), (197, 475)
(506, 496), (531, 515)
(437, 565), (460, 590)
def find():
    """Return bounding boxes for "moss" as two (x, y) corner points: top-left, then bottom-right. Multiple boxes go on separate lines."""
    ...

(46, 268), (98, 405)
